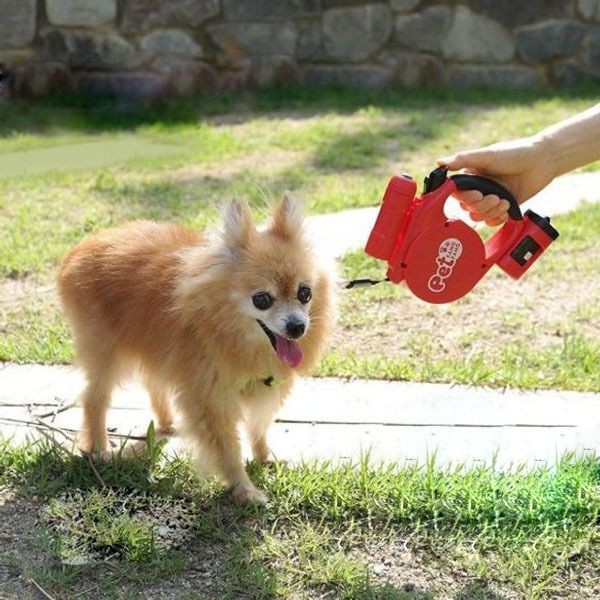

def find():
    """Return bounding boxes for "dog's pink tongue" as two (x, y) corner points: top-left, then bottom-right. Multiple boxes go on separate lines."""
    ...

(274, 334), (303, 368)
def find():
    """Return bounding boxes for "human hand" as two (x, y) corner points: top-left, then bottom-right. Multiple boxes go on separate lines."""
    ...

(437, 136), (556, 226)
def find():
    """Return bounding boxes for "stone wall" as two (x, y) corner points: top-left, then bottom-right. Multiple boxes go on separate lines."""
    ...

(1, 0), (599, 98)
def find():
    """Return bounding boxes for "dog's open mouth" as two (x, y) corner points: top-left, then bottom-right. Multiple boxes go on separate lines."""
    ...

(257, 320), (303, 368)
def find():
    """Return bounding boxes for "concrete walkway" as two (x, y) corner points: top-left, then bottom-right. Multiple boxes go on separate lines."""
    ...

(1, 364), (598, 470)
(307, 171), (600, 261)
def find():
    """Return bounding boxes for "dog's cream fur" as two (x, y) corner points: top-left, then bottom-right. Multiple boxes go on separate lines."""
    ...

(58, 196), (334, 503)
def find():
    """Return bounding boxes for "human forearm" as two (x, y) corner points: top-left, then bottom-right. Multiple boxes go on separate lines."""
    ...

(538, 103), (600, 178)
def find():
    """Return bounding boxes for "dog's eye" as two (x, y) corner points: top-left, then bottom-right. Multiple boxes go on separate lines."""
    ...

(252, 292), (274, 310)
(297, 286), (312, 304)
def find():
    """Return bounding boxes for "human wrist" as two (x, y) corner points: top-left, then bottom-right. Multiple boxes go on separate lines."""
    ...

(532, 131), (561, 180)
(534, 103), (600, 178)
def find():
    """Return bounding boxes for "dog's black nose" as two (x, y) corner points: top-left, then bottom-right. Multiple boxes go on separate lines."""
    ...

(286, 319), (305, 339)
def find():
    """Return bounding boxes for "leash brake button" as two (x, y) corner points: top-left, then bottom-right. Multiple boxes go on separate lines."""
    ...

(423, 166), (448, 194)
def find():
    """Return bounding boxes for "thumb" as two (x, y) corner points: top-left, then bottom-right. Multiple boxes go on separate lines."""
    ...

(437, 148), (494, 172)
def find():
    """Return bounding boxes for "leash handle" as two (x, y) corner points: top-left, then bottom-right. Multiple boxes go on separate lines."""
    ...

(424, 167), (522, 221)
(451, 173), (523, 221)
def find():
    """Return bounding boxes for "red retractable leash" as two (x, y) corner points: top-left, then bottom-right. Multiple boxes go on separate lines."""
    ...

(346, 166), (559, 304)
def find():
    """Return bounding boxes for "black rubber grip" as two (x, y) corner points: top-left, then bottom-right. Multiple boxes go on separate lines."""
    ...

(451, 174), (522, 221)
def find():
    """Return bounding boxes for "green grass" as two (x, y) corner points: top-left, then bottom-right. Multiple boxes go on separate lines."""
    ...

(0, 439), (598, 598)
(0, 307), (71, 364)
(1, 87), (597, 279)
(318, 334), (600, 390)
(1, 86), (600, 388)
(2, 88), (599, 599)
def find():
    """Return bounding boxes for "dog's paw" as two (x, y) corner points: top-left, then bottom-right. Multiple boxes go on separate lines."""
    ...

(231, 483), (268, 505)
(156, 424), (177, 437)
(95, 449), (114, 462)
(253, 453), (271, 466)
(80, 447), (113, 462)
(251, 441), (270, 465)
(78, 434), (110, 459)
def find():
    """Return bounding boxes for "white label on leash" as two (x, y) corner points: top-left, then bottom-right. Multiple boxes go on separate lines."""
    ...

(427, 237), (463, 293)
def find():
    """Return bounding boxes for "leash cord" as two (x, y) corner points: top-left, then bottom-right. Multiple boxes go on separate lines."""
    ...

(342, 277), (389, 289)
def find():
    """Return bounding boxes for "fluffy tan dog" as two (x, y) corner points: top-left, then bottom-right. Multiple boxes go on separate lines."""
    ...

(58, 196), (334, 503)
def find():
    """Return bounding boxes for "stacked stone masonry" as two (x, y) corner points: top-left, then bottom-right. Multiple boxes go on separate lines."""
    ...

(0, 0), (599, 98)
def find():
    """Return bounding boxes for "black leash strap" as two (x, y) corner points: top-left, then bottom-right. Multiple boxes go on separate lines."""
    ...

(343, 277), (389, 289)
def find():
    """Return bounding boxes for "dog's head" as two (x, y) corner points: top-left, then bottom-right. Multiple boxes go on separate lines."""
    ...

(220, 193), (331, 370)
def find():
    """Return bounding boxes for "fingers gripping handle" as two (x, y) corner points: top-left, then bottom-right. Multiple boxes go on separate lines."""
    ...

(451, 174), (523, 221)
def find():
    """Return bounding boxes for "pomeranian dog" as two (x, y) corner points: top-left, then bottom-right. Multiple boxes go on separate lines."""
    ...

(58, 195), (334, 503)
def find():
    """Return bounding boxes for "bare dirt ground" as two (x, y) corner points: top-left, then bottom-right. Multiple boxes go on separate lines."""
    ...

(0, 275), (55, 310)
(176, 148), (305, 185)
(0, 492), (53, 600)
(354, 538), (517, 600)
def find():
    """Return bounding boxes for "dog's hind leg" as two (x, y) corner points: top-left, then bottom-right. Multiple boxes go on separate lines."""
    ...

(146, 379), (175, 436)
(74, 333), (121, 457)
(78, 367), (118, 457)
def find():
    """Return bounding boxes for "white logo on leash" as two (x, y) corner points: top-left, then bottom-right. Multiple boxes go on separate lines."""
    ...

(427, 238), (463, 293)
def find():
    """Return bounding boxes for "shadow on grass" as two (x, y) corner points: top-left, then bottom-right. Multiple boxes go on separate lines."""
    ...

(0, 439), (203, 595)
(76, 101), (469, 217)
(0, 439), (530, 599)
(1, 84), (599, 139)
(2, 434), (599, 598)
(455, 584), (509, 600)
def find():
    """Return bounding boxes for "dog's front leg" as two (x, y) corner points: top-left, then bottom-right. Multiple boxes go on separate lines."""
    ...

(179, 392), (267, 505)
(242, 378), (293, 465)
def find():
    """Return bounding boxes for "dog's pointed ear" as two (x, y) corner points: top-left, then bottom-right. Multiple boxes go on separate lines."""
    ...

(271, 192), (304, 239)
(223, 199), (255, 249)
